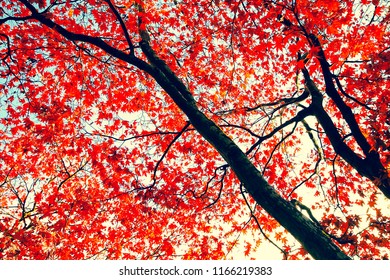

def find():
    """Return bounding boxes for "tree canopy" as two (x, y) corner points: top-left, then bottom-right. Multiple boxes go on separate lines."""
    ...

(0, 0), (389, 260)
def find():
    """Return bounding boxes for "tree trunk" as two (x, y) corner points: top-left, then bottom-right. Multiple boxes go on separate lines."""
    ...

(165, 88), (351, 260)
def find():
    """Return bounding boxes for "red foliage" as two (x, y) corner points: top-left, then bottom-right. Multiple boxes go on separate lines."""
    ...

(0, 0), (389, 259)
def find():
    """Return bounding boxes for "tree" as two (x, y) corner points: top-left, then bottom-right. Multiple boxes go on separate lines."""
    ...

(0, 0), (389, 260)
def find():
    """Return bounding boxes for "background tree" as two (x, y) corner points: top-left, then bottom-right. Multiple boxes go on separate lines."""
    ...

(0, 0), (389, 259)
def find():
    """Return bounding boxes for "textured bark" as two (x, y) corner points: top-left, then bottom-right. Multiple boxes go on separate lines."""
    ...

(136, 40), (350, 259)
(182, 104), (351, 260)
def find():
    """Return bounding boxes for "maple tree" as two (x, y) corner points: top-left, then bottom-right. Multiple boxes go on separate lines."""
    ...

(0, 0), (389, 260)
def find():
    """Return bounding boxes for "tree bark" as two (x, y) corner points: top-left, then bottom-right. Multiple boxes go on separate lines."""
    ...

(179, 101), (351, 260)
(136, 39), (350, 259)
